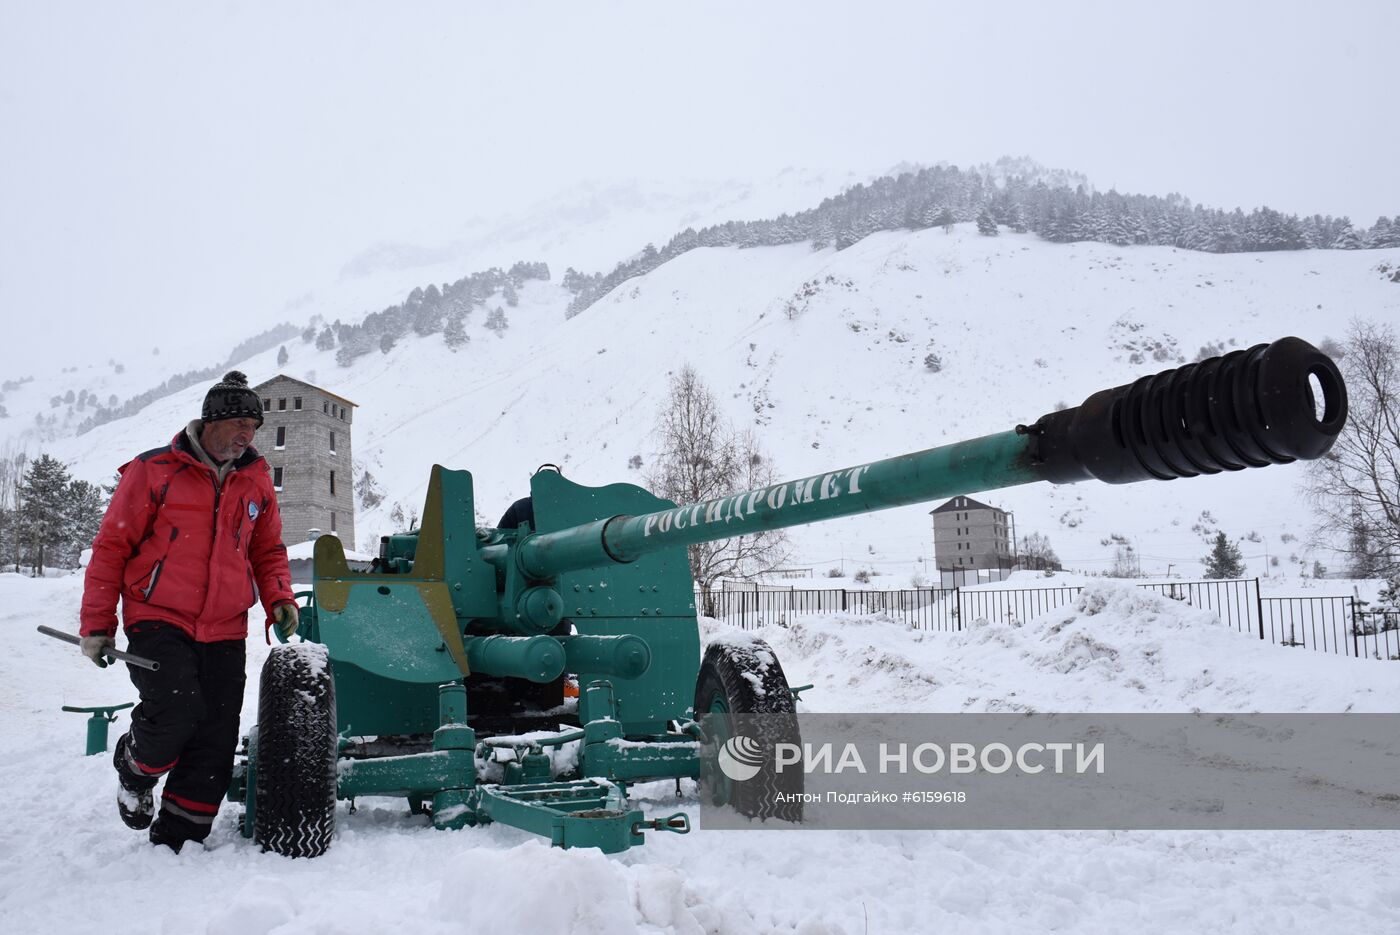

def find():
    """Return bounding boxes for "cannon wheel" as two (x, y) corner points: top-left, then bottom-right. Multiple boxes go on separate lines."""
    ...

(693, 639), (802, 822)
(254, 643), (338, 857)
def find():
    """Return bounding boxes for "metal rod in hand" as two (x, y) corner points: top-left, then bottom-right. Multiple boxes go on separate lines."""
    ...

(36, 625), (161, 671)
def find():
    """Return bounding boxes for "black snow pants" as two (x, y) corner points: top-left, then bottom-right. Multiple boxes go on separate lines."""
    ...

(120, 621), (247, 848)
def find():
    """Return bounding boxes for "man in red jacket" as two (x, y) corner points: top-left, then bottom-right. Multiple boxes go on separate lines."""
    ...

(79, 371), (299, 852)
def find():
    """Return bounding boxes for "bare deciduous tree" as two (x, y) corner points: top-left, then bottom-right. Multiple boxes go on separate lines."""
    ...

(1109, 543), (1140, 578)
(1305, 320), (1400, 581)
(646, 366), (788, 613)
(0, 447), (27, 573)
(1019, 532), (1061, 571)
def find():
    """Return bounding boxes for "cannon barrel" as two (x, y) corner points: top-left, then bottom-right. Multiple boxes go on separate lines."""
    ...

(518, 337), (1346, 578)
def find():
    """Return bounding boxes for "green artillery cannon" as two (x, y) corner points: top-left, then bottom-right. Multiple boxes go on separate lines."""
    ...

(228, 337), (1347, 857)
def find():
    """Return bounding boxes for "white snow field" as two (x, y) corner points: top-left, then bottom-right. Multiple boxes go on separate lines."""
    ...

(2, 572), (1397, 935)
(10, 228), (1400, 581)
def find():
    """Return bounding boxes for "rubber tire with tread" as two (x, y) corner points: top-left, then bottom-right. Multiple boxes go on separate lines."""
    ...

(254, 643), (338, 857)
(694, 639), (803, 822)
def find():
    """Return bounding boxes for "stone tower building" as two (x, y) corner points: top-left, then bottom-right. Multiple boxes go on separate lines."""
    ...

(253, 375), (357, 548)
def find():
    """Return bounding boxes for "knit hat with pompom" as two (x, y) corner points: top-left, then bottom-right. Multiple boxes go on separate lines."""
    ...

(202, 371), (264, 426)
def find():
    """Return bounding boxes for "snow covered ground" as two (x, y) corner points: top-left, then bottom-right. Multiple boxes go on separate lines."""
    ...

(10, 229), (1399, 582)
(750, 569), (1390, 605)
(2, 572), (1397, 934)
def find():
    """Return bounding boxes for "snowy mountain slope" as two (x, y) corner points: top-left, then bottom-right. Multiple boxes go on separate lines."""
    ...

(0, 168), (870, 454)
(2, 575), (1397, 934)
(254, 168), (879, 364)
(23, 226), (1398, 580)
(341, 169), (881, 280)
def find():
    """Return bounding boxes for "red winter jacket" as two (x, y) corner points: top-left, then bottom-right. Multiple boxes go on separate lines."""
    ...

(80, 429), (295, 643)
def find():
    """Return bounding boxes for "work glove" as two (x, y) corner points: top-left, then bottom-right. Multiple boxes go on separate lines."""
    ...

(273, 603), (300, 640)
(81, 635), (115, 668)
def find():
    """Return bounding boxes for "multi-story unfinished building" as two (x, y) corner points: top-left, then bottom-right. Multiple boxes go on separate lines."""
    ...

(253, 375), (357, 549)
(931, 495), (1014, 573)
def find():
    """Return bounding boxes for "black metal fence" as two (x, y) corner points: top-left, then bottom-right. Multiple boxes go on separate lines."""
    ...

(1356, 611), (1400, 660)
(1254, 598), (1400, 660)
(1142, 579), (1264, 635)
(701, 579), (1400, 661)
(699, 588), (961, 631)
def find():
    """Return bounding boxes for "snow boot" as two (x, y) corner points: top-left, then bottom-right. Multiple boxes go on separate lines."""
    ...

(113, 733), (157, 830)
(148, 824), (186, 853)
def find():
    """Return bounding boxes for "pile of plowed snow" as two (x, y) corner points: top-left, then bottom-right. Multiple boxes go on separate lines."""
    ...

(702, 581), (1397, 713)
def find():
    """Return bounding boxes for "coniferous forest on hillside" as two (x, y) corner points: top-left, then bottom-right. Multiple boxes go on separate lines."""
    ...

(66, 160), (1398, 436)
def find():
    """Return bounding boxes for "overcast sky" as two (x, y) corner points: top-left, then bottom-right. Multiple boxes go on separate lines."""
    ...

(1, 1), (1395, 377)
